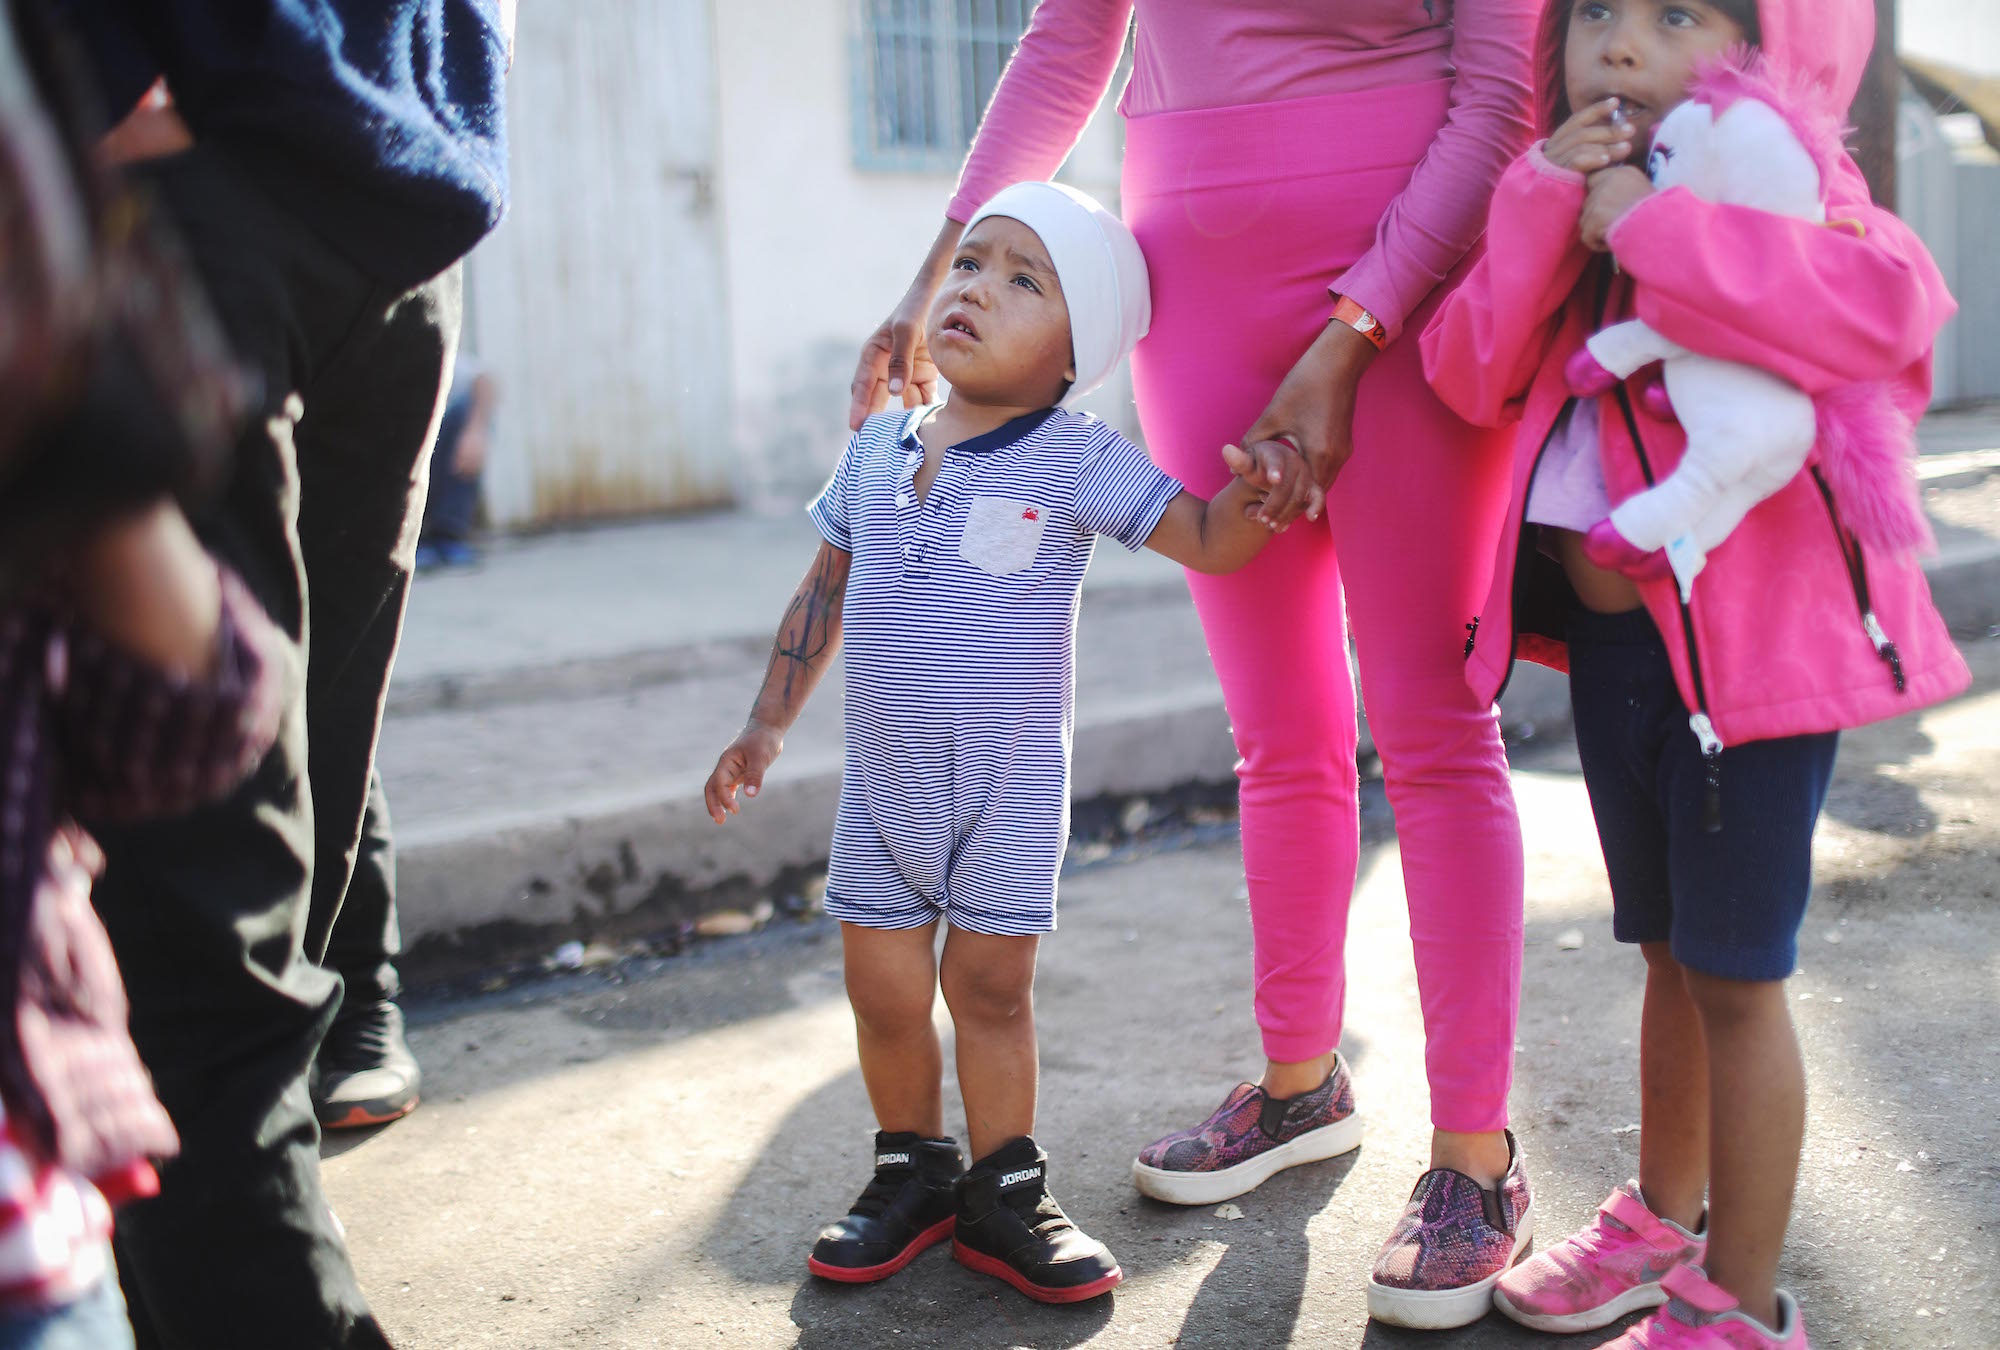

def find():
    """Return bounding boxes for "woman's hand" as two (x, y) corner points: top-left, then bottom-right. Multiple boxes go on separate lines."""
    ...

(848, 217), (965, 431)
(1579, 166), (1654, 253)
(1544, 97), (1636, 176)
(1237, 319), (1377, 528)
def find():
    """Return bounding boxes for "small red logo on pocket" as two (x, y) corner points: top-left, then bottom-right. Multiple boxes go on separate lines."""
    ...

(1022, 508), (1039, 522)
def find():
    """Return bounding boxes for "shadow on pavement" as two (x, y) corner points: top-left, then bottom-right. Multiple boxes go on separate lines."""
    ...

(1165, 1146), (1361, 1347)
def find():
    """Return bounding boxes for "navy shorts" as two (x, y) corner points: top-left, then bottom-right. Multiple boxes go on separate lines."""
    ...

(1566, 607), (1837, 982)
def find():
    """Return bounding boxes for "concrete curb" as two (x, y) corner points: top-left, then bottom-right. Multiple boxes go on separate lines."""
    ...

(394, 547), (1983, 976)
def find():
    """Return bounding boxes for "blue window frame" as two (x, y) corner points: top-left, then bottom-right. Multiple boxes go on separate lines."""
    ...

(853, 0), (1038, 172)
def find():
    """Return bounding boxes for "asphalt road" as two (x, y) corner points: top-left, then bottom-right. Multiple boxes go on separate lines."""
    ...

(323, 637), (2000, 1349)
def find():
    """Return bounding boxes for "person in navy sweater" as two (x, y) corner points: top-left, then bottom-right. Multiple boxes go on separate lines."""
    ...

(56, 5), (509, 1346)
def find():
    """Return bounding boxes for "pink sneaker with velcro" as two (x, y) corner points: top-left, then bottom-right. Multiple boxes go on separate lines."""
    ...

(1597, 1264), (1810, 1348)
(1494, 1182), (1704, 1333)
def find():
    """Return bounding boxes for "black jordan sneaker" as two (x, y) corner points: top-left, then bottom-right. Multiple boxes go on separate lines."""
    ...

(953, 1137), (1123, 1304)
(807, 1132), (965, 1283)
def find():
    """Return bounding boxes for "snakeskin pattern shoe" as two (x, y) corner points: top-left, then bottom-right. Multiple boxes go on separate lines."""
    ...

(1367, 1128), (1534, 1329)
(1131, 1054), (1363, 1206)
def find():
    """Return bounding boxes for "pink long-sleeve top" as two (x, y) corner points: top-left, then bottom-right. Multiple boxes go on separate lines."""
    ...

(947, 0), (1538, 342)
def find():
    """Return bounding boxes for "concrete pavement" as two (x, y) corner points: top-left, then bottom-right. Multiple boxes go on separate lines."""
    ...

(378, 404), (2000, 975)
(323, 635), (2000, 1348)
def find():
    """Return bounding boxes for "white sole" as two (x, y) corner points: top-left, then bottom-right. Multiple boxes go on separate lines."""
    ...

(1366, 1203), (1535, 1330)
(1130, 1112), (1364, 1207)
(1492, 1278), (1671, 1334)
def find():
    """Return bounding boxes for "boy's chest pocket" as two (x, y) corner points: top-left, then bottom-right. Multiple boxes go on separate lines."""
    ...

(958, 496), (1048, 576)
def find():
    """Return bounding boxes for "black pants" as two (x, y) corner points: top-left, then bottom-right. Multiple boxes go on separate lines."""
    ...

(327, 769), (402, 1010)
(87, 147), (456, 1350)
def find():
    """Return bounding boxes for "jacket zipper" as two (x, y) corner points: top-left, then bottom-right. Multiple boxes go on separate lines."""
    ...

(1808, 467), (1906, 692)
(1487, 407), (1571, 703)
(1610, 383), (1726, 833)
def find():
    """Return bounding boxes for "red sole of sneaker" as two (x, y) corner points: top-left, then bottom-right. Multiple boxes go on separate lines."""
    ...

(807, 1216), (955, 1284)
(320, 1097), (419, 1131)
(952, 1240), (1124, 1304)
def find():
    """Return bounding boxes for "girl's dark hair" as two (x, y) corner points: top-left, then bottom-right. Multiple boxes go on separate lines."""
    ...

(1542, 0), (1765, 133)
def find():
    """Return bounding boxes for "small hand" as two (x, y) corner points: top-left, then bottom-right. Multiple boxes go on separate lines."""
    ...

(1545, 97), (1636, 176)
(1222, 440), (1324, 531)
(1238, 320), (1375, 528)
(1580, 166), (1655, 253)
(704, 724), (783, 824)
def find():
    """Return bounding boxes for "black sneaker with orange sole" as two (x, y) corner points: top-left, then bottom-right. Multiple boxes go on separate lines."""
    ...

(953, 1137), (1122, 1304)
(808, 1132), (965, 1283)
(312, 999), (421, 1130)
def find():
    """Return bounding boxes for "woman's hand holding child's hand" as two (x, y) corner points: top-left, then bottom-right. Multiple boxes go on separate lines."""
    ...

(1579, 166), (1654, 253)
(705, 723), (784, 824)
(1546, 97), (1636, 175)
(1223, 440), (1323, 532)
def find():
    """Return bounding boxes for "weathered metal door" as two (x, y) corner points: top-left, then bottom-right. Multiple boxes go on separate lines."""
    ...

(471, 0), (733, 526)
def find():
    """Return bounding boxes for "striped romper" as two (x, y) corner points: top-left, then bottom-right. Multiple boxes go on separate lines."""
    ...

(809, 405), (1183, 936)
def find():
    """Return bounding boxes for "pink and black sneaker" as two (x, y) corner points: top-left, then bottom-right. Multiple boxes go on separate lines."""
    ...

(1367, 1129), (1534, 1329)
(1495, 1182), (1706, 1333)
(1130, 1054), (1363, 1206)
(1598, 1265), (1810, 1348)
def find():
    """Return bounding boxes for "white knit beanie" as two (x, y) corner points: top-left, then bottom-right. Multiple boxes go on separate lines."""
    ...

(963, 182), (1151, 408)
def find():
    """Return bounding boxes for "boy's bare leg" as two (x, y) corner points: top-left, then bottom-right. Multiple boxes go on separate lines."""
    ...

(1638, 943), (1710, 1231)
(939, 929), (1040, 1161)
(1682, 968), (1805, 1329)
(842, 920), (946, 1138)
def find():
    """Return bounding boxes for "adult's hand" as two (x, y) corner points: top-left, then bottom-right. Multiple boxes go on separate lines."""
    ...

(848, 217), (966, 431)
(1237, 319), (1378, 528)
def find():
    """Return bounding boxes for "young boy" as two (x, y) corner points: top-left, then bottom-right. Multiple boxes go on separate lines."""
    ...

(705, 182), (1311, 1303)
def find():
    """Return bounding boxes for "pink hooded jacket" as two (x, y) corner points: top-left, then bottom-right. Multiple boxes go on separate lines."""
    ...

(1422, 0), (1970, 759)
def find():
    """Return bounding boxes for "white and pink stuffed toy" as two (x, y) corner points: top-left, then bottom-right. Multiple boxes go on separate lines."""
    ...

(1566, 54), (1933, 600)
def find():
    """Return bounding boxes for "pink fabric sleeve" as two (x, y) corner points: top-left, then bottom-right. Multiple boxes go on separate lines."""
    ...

(1605, 162), (1956, 396)
(946, 0), (1134, 224)
(1332, 0), (1540, 343)
(1421, 146), (1594, 428)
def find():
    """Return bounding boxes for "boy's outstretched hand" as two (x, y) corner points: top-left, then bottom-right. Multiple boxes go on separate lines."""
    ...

(705, 724), (783, 824)
(1223, 439), (1325, 531)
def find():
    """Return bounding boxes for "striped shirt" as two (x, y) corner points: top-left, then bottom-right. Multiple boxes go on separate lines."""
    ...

(807, 405), (1181, 932)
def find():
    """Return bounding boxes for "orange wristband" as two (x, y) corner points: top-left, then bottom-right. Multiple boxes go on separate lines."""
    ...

(1329, 294), (1388, 351)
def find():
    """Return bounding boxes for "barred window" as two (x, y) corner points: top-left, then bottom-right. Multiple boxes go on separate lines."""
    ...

(854, 0), (1037, 170)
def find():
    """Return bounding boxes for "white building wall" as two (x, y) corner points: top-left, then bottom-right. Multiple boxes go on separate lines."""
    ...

(711, 2), (1134, 511)
(471, 0), (736, 528)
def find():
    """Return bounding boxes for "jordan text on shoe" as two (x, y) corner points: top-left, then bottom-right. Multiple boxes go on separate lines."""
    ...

(807, 1132), (964, 1284)
(954, 1138), (1121, 1304)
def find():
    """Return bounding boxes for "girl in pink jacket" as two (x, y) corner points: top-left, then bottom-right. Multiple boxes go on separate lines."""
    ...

(1423, 1), (1967, 1346)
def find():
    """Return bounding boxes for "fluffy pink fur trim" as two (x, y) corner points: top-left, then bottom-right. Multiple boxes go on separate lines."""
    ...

(1687, 46), (1852, 199)
(1814, 381), (1935, 557)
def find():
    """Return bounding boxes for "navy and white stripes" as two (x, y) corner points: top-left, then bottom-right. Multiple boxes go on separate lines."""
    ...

(808, 405), (1182, 935)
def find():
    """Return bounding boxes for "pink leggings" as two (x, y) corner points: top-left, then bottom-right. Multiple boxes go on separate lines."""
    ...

(1122, 82), (1525, 1132)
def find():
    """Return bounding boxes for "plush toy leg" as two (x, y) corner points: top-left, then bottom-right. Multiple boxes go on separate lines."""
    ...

(1583, 519), (1675, 582)
(1639, 375), (1674, 421)
(1566, 320), (1689, 396)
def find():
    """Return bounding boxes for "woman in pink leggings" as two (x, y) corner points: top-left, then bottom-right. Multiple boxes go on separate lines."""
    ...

(849, 1), (1538, 1326)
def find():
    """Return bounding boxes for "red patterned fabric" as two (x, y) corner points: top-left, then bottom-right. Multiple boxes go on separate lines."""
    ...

(0, 569), (281, 1306)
